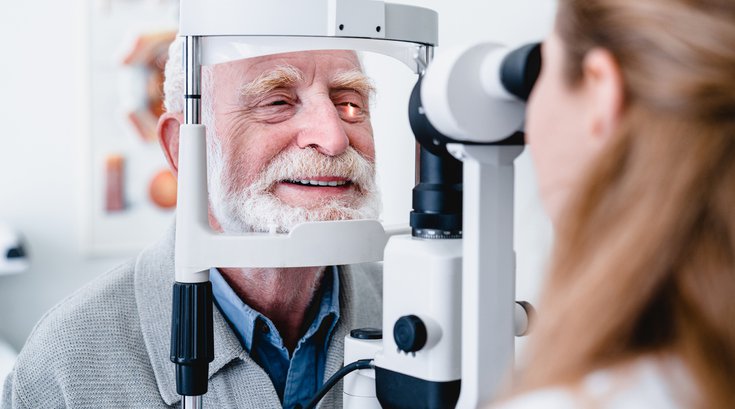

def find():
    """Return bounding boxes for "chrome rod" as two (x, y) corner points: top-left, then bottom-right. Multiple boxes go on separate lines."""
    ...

(182, 395), (203, 409)
(184, 36), (202, 125)
(415, 45), (434, 76)
(425, 45), (434, 66)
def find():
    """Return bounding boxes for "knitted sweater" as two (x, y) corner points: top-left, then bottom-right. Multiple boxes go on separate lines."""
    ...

(1, 226), (383, 408)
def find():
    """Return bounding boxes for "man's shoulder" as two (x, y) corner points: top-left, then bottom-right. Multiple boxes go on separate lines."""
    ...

(6, 259), (166, 408)
(340, 261), (382, 330)
(25, 223), (175, 346)
(344, 261), (383, 302)
(25, 259), (139, 345)
(12, 261), (139, 387)
(346, 261), (383, 287)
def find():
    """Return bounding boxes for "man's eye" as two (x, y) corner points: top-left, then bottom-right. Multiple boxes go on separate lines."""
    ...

(256, 95), (294, 108)
(336, 102), (366, 121)
(339, 102), (360, 108)
(245, 96), (297, 124)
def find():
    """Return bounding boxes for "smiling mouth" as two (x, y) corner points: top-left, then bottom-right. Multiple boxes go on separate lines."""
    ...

(282, 179), (352, 188)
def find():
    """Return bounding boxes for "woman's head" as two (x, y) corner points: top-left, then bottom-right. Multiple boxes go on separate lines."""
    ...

(519, 0), (735, 407)
(526, 30), (623, 223)
(527, 0), (735, 223)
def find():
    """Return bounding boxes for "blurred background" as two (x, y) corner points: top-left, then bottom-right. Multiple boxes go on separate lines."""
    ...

(0, 0), (556, 384)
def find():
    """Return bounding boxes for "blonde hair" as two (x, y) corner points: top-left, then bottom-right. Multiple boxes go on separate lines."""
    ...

(515, 0), (735, 407)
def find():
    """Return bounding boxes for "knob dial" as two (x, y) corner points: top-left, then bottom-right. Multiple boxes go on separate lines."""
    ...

(393, 315), (427, 353)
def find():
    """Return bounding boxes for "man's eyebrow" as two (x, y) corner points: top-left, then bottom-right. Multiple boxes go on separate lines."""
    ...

(330, 69), (375, 101)
(238, 64), (304, 101)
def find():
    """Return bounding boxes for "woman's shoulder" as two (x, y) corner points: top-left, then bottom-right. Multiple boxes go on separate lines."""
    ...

(492, 356), (696, 409)
(491, 388), (579, 409)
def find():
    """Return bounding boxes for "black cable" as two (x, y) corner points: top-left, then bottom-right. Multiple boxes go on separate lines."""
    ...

(302, 359), (374, 409)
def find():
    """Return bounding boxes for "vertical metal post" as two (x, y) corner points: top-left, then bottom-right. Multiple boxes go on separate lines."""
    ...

(183, 395), (203, 409)
(184, 36), (202, 125)
(173, 35), (213, 409)
(423, 46), (434, 75)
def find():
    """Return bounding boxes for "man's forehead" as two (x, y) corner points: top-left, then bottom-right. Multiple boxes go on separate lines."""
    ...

(215, 50), (361, 82)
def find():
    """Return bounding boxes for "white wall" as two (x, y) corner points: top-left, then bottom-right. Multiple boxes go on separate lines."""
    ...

(0, 0), (556, 353)
(0, 0), (128, 351)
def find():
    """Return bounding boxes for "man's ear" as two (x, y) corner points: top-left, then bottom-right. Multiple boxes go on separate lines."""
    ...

(157, 112), (184, 177)
(581, 48), (624, 146)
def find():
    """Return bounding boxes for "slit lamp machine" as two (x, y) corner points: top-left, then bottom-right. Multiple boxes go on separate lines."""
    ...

(169, 1), (541, 408)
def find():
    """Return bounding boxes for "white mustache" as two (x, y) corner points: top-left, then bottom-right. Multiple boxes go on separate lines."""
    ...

(210, 146), (382, 234)
(249, 146), (375, 194)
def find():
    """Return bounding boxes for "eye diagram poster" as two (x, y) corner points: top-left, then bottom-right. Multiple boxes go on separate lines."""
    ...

(84, 0), (179, 255)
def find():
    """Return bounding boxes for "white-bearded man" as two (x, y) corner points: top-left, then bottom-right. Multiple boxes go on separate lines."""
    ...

(2, 40), (383, 409)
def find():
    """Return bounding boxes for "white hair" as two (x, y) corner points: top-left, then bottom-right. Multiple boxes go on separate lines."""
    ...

(163, 37), (223, 206)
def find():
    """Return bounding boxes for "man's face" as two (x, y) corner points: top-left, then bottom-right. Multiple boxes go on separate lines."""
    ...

(205, 50), (381, 233)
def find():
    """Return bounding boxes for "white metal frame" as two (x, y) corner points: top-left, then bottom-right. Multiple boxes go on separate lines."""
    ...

(175, 0), (438, 282)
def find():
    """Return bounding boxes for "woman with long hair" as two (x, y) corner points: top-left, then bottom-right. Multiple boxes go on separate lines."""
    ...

(494, 0), (735, 407)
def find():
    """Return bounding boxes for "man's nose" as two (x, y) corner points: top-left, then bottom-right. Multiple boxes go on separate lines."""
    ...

(294, 97), (350, 156)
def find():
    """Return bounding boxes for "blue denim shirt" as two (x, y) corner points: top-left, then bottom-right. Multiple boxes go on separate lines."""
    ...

(210, 267), (340, 409)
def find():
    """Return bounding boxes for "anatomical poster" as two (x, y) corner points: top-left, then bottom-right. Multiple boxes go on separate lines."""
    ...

(84, 0), (179, 255)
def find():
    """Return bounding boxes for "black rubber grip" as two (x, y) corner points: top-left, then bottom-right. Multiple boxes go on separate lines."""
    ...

(500, 43), (542, 102)
(170, 281), (214, 396)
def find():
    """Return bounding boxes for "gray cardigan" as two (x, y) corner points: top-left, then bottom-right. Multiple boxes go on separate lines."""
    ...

(2, 226), (383, 408)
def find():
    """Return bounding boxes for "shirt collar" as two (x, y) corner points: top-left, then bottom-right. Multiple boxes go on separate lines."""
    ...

(209, 267), (261, 352)
(301, 266), (341, 343)
(210, 266), (341, 353)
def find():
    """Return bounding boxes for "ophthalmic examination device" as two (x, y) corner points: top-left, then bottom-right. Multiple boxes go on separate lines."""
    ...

(169, 1), (541, 408)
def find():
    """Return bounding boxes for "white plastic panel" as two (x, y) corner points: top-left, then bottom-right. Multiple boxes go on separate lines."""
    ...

(179, 0), (437, 45)
(200, 36), (427, 73)
(180, 0), (330, 37)
(343, 335), (381, 407)
(384, 3), (439, 46)
(421, 42), (525, 143)
(329, 0), (386, 39)
(374, 235), (463, 382)
(453, 144), (523, 408)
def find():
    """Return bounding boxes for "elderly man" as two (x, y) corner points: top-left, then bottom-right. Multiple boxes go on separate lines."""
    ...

(2, 40), (383, 409)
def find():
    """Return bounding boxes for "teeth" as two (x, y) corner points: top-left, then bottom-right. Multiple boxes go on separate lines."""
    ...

(288, 179), (348, 187)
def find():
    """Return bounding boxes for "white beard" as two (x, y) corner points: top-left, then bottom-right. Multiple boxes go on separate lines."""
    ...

(208, 146), (382, 234)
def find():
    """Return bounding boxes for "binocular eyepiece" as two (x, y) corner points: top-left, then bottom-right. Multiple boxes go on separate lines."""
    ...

(408, 42), (541, 238)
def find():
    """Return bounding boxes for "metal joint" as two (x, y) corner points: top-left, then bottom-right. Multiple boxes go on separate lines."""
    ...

(414, 45), (434, 76)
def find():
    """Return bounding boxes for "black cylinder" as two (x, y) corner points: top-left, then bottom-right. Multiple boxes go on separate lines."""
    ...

(409, 148), (463, 238)
(408, 77), (463, 239)
(170, 281), (214, 396)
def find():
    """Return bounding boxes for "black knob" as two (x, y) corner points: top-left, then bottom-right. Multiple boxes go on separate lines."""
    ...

(393, 315), (427, 353)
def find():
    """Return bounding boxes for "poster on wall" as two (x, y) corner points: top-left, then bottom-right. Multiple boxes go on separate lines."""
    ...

(84, 0), (179, 256)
